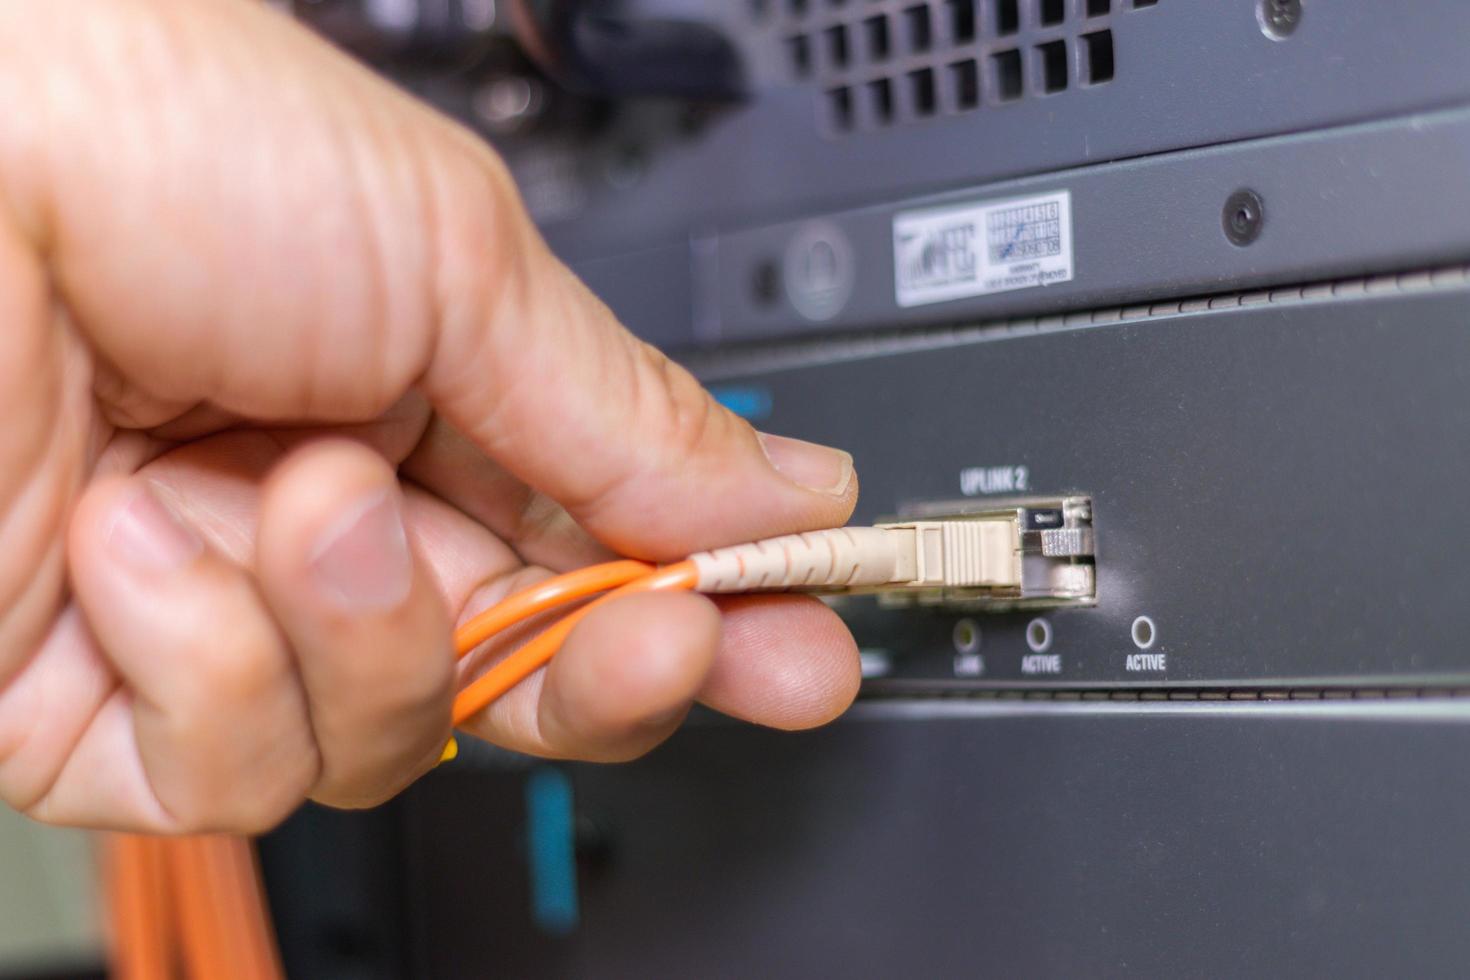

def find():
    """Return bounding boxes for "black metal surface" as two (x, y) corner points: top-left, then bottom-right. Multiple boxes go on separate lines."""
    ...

(258, 804), (413, 980)
(690, 107), (1470, 345)
(698, 284), (1470, 690)
(524, 0), (1470, 263)
(375, 702), (1470, 979)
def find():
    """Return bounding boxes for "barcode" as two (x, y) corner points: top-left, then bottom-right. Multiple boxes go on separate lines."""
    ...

(987, 201), (1063, 264)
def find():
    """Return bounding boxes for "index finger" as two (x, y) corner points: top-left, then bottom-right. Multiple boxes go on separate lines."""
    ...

(0, 0), (856, 560)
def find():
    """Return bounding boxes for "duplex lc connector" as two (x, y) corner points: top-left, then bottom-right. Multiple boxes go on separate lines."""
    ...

(687, 522), (1021, 593)
(688, 496), (1095, 609)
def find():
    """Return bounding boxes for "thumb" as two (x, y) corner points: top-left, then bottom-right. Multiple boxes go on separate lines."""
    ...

(1, 0), (854, 559)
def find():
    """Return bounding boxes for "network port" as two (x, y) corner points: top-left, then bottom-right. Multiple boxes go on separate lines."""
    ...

(875, 495), (1095, 611)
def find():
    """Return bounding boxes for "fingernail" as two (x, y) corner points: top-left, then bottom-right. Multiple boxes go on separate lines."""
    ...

(106, 484), (203, 573)
(309, 488), (413, 613)
(758, 432), (854, 496)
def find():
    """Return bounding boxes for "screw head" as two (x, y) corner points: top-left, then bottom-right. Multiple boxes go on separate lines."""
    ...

(1223, 189), (1265, 247)
(1258, 0), (1302, 39)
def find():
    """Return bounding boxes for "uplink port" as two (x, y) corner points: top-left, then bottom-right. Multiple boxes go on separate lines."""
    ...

(876, 495), (1095, 611)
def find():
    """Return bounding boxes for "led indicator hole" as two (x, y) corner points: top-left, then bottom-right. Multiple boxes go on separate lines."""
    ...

(1131, 616), (1157, 650)
(1025, 618), (1053, 653)
(952, 618), (981, 655)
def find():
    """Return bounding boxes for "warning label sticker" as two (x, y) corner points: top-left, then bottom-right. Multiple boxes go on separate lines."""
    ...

(893, 190), (1073, 307)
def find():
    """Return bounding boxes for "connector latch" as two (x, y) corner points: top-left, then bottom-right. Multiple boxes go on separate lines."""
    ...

(878, 496), (1096, 610)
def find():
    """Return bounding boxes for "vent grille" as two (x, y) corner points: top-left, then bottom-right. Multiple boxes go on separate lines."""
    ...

(752, 0), (1145, 136)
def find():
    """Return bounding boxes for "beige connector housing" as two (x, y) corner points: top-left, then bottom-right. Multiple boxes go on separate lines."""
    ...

(879, 519), (1022, 589)
(686, 496), (1095, 610)
(688, 516), (1023, 594)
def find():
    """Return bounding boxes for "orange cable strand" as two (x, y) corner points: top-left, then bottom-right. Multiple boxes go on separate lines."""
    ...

(207, 835), (283, 980)
(160, 835), (283, 980)
(235, 837), (286, 980)
(451, 561), (699, 724)
(171, 837), (229, 980)
(453, 560), (655, 657)
(106, 833), (177, 980)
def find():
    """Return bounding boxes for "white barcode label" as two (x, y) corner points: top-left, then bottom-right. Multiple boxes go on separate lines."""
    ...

(893, 190), (1074, 307)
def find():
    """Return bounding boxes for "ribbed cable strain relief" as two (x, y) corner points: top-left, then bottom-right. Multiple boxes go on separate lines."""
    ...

(690, 527), (903, 592)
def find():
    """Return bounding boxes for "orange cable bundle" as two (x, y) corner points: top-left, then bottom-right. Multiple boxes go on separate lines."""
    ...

(104, 534), (898, 973)
(106, 833), (283, 980)
(103, 560), (698, 976)
(450, 560), (699, 725)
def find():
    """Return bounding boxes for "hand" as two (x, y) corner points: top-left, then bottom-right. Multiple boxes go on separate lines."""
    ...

(0, 0), (860, 833)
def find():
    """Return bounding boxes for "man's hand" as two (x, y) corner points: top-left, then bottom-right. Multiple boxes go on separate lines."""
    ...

(0, 0), (860, 833)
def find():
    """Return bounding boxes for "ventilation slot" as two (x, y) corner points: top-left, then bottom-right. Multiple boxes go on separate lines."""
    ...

(784, 0), (1120, 136)
(868, 77), (895, 123)
(825, 24), (850, 69)
(908, 67), (937, 116)
(947, 0), (976, 42)
(787, 34), (811, 77)
(1036, 39), (1067, 93)
(826, 86), (853, 132)
(904, 4), (933, 53)
(950, 59), (980, 109)
(996, 0), (1020, 36)
(864, 14), (890, 60)
(1082, 29), (1114, 84)
(992, 48), (1023, 101)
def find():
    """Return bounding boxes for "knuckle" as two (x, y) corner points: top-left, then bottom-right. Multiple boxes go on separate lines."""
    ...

(333, 629), (453, 718)
(510, 494), (581, 557)
(368, 682), (452, 740)
(424, 137), (530, 320)
(173, 638), (288, 729)
(164, 751), (316, 836)
(418, 133), (544, 380)
(311, 736), (444, 811)
(237, 755), (319, 832)
(157, 590), (292, 734)
(631, 340), (731, 469)
(226, 789), (306, 835)
(173, 798), (287, 837)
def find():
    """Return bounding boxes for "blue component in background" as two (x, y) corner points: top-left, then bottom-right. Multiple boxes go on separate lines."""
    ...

(709, 384), (774, 422)
(525, 768), (579, 935)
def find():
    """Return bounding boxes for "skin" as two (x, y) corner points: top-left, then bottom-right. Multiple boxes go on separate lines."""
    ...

(0, 0), (862, 834)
